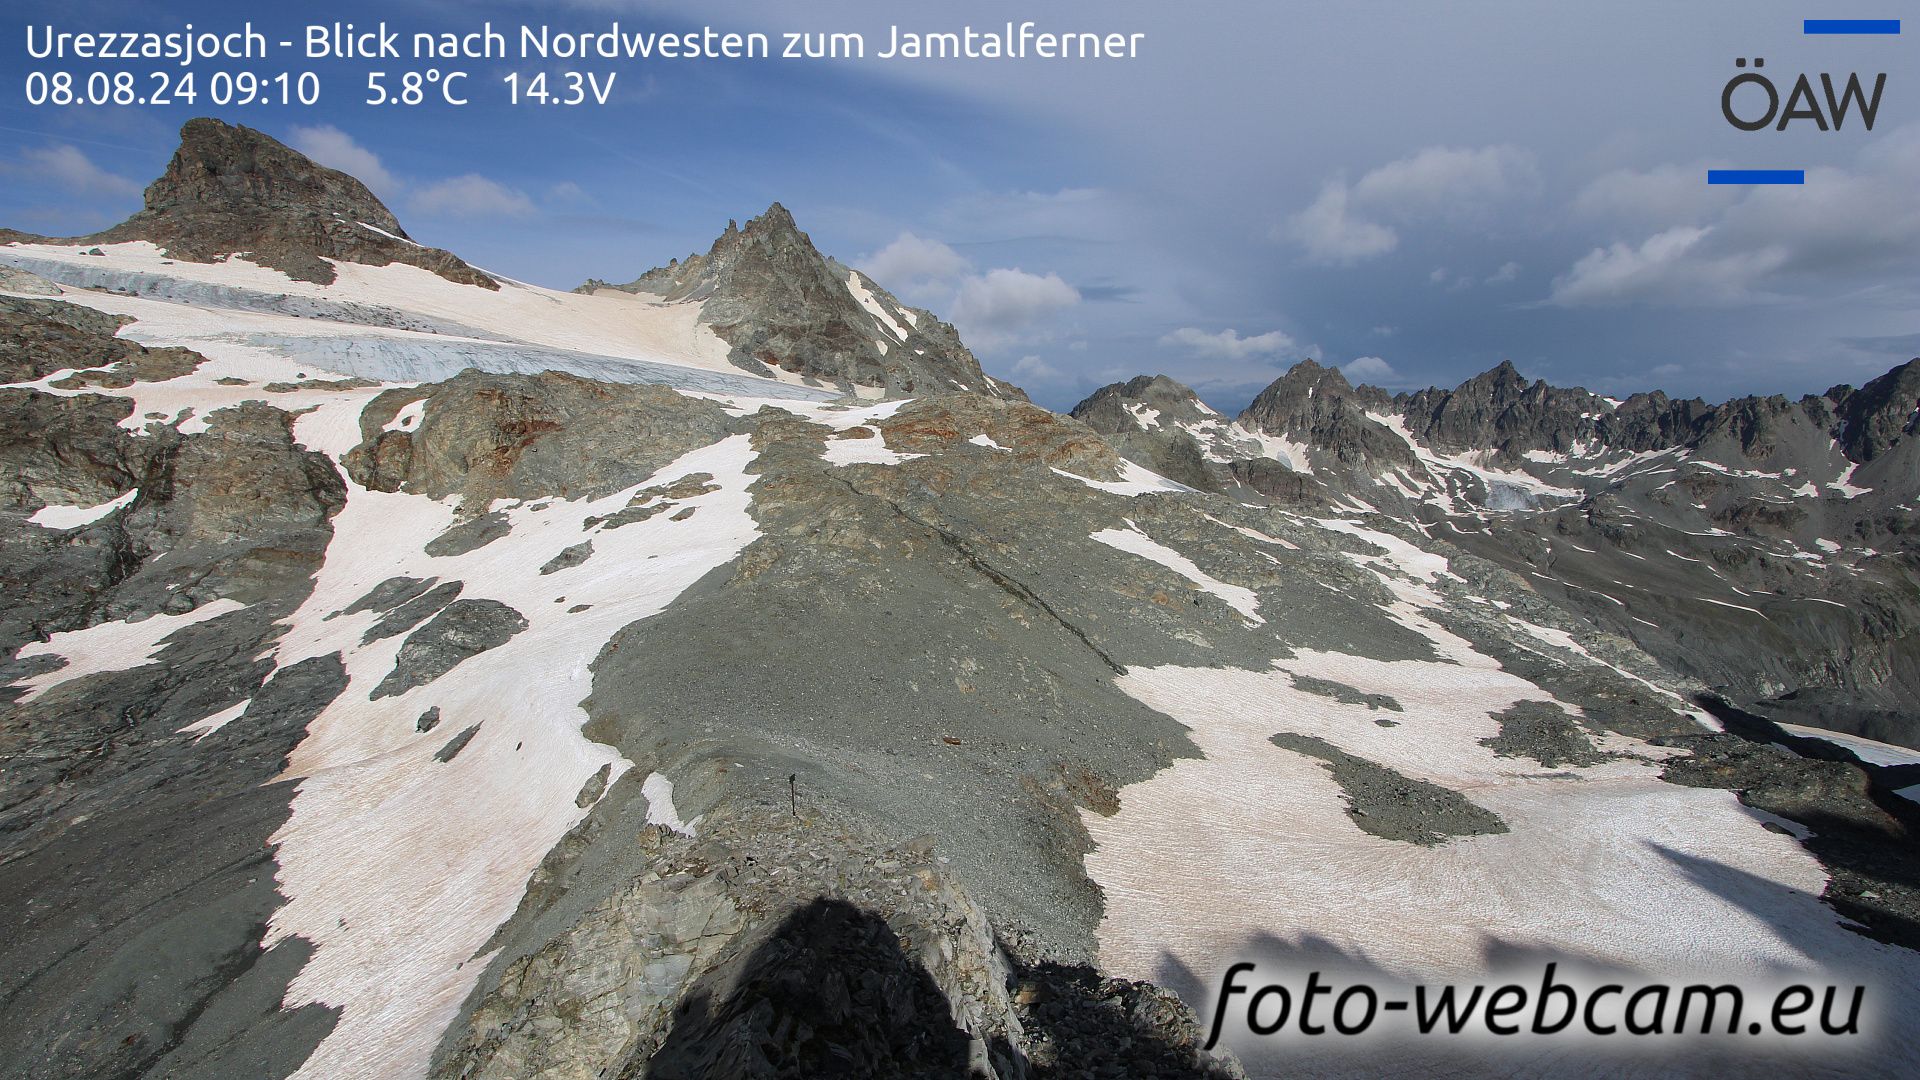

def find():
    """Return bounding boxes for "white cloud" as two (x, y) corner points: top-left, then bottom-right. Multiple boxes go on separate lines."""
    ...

(10, 146), (140, 197)
(1351, 144), (1538, 214)
(1160, 327), (1298, 360)
(1573, 163), (1736, 227)
(408, 175), (537, 219)
(1282, 181), (1397, 264)
(1486, 261), (1521, 284)
(1012, 354), (1064, 380)
(1550, 126), (1920, 308)
(288, 125), (399, 195)
(1283, 145), (1537, 265)
(1548, 226), (1787, 307)
(1342, 356), (1397, 383)
(949, 268), (1080, 330)
(547, 180), (591, 205)
(863, 232), (971, 285)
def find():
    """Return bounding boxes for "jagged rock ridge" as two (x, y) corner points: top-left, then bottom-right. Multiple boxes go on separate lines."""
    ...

(1071, 357), (1920, 745)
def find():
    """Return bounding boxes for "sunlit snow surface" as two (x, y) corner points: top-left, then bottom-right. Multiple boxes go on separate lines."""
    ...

(0, 243), (835, 402)
(1084, 518), (1920, 1078)
(258, 427), (763, 1080)
(26, 489), (137, 529)
(1775, 725), (1920, 769)
(12, 600), (246, 704)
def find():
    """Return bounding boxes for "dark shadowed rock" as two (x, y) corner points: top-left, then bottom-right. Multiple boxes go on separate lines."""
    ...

(1481, 701), (1606, 768)
(372, 599), (527, 699)
(434, 723), (482, 763)
(540, 540), (593, 575)
(1269, 732), (1508, 845)
(337, 575), (436, 619)
(645, 898), (975, 1079)
(424, 510), (511, 557)
(1394, 359), (1612, 458)
(1832, 358), (1920, 463)
(362, 580), (463, 644)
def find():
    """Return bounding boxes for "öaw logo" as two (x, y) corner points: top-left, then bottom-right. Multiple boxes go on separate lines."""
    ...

(1720, 56), (1884, 132)
(1709, 18), (1899, 186)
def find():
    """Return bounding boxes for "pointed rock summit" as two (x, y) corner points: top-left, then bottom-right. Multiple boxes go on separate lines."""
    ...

(580, 203), (1021, 399)
(8, 118), (495, 289)
(1237, 359), (1412, 474)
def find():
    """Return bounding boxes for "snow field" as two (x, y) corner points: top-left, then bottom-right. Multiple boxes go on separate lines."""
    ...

(1091, 521), (1263, 624)
(9, 599), (246, 704)
(251, 427), (764, 1080)
(1084, 514), (1920, 1073)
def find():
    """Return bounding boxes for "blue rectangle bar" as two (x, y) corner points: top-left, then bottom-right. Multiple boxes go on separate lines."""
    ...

(1707, 169), (1806, 185)
(1803, 19), (1900, 34)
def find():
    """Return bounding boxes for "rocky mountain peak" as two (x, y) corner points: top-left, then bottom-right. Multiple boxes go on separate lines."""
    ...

(1474, 358), (1527, 389)
(1834, 357), (1920, 463)
(1239, 359), (1389, 419)
(151, 117), (403, 235)
(1069, 374), (1216, 434)
(1394, 361), (1609, 458)
(1237, 360), (1414, 475)
(579, 204), (1020, 400)
(60, 119), (497, 289)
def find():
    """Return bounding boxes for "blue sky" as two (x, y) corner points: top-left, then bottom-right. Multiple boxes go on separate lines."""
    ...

(4, 0), (1917, 411)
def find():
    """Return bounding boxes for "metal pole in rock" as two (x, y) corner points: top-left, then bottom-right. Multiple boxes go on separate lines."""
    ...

(788, 773), (798, 818)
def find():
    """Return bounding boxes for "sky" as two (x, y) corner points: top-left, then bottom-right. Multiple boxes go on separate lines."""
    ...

(3, 0), (1917, 412)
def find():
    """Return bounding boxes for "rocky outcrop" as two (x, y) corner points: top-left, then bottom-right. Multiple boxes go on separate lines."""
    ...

(345, 371), (742, 512)
(3, 118), (495, 289)
(580, 204), (1020, 399)
(1, 389), (344, 657)
(370, 598), (528, 699)
(877, 393), (1125, 479)
(434, 793), (1238, 1080)
(1, 365), (349, 1079)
